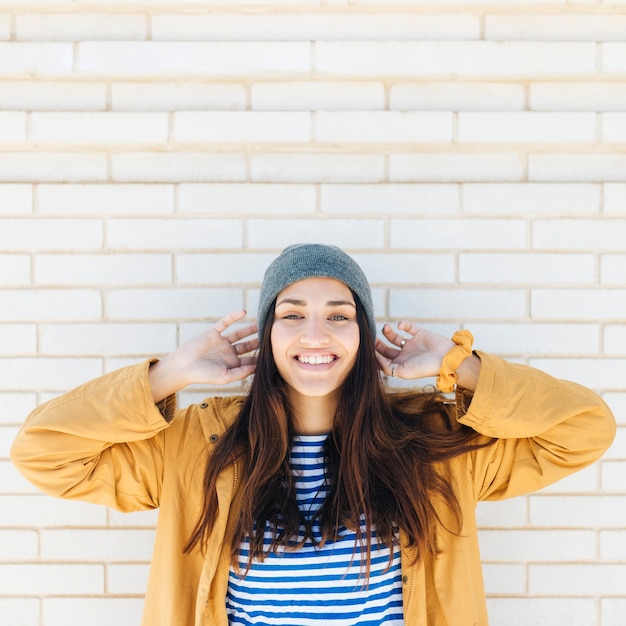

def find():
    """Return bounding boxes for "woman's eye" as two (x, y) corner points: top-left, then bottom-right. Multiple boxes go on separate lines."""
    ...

(329, 314), (349, 321)
(283, 314), (303, 320)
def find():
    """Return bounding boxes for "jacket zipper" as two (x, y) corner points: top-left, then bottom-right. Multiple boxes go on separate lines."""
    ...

(231, 453), (239, 496)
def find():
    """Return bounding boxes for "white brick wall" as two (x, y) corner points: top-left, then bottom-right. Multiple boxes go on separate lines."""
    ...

(1, 2), (624, 625)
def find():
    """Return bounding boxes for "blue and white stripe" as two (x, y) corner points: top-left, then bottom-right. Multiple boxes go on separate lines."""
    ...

(226, 435), (404, 625)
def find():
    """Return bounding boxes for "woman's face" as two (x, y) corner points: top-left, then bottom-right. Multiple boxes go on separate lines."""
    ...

(270, 277), (361, 404)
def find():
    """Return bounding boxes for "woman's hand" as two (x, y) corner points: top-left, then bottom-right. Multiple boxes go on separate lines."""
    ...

(375, 321), (481, 391)
(148, 310), (258, 403)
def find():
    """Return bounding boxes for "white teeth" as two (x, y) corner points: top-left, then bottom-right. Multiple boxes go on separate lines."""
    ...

(297, 355), (334, 365)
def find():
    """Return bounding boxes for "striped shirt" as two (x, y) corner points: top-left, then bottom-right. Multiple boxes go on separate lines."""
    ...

(226, 434), (404, 625)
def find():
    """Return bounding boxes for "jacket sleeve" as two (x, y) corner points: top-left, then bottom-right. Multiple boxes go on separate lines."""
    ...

(457, 352), (616, 501)
(10, 360), (176, 512)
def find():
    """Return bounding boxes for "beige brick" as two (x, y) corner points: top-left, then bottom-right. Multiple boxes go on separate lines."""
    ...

(0, 530), (38, 559)
(352, 253), (455, 285)
(111, 152), (246, 182)
(603, 113), (626, 142)
(31, 112), (168, 144)
(179, 183), (316, 215)
(390, 153), (525, 182)
(604, 426), (626, 459)
(177, 253), (275, 285)
(0, 357), (102, 390)
(463, 183), (600, 215)
(0, 112), (27, 142)
(603, 43), (626, 72)
(605, 183), (626, 214)
(482, 564), (525, 595)
(530, 153), (626, 182)
(0, 15), (9, 40)
(487, 598), (596, 626)
(152, 13), (479, 41)
(601, 463), (626, 492)
(604, 324), (626, 354)
(175, 111), (310, 143)
(533, 219), (626, 251)
(529, 357), (626, 388)
(44, 598), (144, 626)
(316, 42), (595, 77)
(0, 255), (30, 286)
(458, 112), (596, 143)
(601, 255), (626, 285)
(391, 82), (524, 111)
(79, 42), (310, 76)
(0, 43), (72, 75)
(0, 460), (39, 493)
(532, 289), (626, 321)
(0, 324), (36, 354)
(603, 393), (626, 425)
(0, 393), (37, 424)
(603, 599), (626, 626)
(251, 153), (385, 183)
(0, 289), (101, 321)
(0, 563), (103, 594)
(530, 495), (626, 527)
(530, 564), (626, 596)
(476, 495), (532, 528)
(0, 218), (102, 251)
(0, 599), (39, 626)
(530, 82), (626, 111)
(252, 82), (385, 111)
(316, 111), (453, 143)
(17, 13), (146, 41)
(112, 82), (246, 111)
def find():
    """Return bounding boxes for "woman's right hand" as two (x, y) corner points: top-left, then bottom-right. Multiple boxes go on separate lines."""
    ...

(148, 310), (258, 403)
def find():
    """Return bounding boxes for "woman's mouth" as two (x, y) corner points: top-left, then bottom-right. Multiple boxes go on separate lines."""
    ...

(295, 354), (337, 365)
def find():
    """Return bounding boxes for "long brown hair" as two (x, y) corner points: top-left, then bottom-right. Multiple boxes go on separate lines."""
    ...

(185, 295), (492, 576)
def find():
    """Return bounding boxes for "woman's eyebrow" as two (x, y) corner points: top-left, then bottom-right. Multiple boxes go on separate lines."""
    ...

(275, 298), (356, 308)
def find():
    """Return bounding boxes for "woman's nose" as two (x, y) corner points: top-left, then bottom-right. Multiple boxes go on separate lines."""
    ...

(300, 317), (330, 345)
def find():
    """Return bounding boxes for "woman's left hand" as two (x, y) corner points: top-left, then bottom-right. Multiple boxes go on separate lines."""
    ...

(375, 321), (454, 381)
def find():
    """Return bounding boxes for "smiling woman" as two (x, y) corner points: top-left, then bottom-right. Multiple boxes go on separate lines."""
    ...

(10, 244), (616, 626)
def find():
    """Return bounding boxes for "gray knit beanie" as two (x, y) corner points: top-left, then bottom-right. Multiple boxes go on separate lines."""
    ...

(257, 244), (376, 341)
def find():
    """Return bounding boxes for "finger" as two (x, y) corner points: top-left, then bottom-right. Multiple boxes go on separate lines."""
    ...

(233, 339), (259, 355)
(224, 323), (259, 345)
(213, 310), (247, 334)
(375, 339), (400, 360)
(382, 323), (410, 349)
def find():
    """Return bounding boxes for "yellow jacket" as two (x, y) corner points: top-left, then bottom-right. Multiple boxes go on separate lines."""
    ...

(11, 352), (615, 626)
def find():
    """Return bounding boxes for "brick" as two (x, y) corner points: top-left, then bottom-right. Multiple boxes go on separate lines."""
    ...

(177, 253), (275, 285)
(390, 288), (526, 321)
(603, 113), (626, 142)
(35, 253), (172, 286)
(78, 42), (310, 76)
(0, 43), (72, 76)
(0, 529), (38, 560)
(0, 255), (30, 286)
(179, 183), (316, 215)
(603, 43), (626, 73)
(605, 324), (626, 353)
(0, 357), (102, 390)
(316, 111), (453, 143)
(175, 111), (310, 143)
(603, 530), (626, 561)
(530, 153), (626, 182)
(106, 288), (243, 321)
(0, 426), (19, 457)
(603, 599), (626, 626)
(108, 563), (150, 594)
(483, 564), (526, 594)
(0, 289), (101, 322)
(390, 153), (525, 182)
(530, 82), (626, 111)
(17, 13), (146, 40)
(107, 218), (241, 250)
(604, 426), (626, 459)
(0, 460), (39, 494)
(460, 253), (595, 284)
(486, 15), (626, 41)
(0, 599), (38, 626)
(539, 464), (599, 493)
(0, 218), (102, 252)
(391, 219), (526, 250)
(605, 183), (626, 214)
(602, 463), (626, 491)
(152, 13), (479, 41)
(487, 598), (596, 626)
(0, 495), (106, 527)
(0, 393), (37, 424)
(251, 153), (385, 183)
(530, 564), (626, 595)
(0, 80), (106, 111)
(0, 563), (103, 594)
(247, 219), (384, 249)
(0, 324), (36, 354)
(0, 15), (9, 40)
(476, 497), (527, 528)
(321, 183), (458, 215)
(533, 219), (626, 250)
(600, 254), (626, 286)
(530, 495), (626, 527)
(0, 112), (27, 142)
(458, 112), (596, 143)
(41, 323), (177, 356)
(252, 82), (385, 111)
(38, 184), (175, 215)
(42, 528), (155, 561)
(0, 184), (32, 214)
(603, 393), (626, 425)
(0, 152), (107, 182)
(112, 82), (246, 111)
(470, 323), (599, 356)
(31, 112), (168, 144)
(529, 357), (626, 388)
(479, 529), (595, 561)
(316, 42), (595, 77)
(111, 152), (246, 182)
(391, 82), (524, 111)
(352, 253), (454, 285)
(463, 183), (600, 215)
(44, 598), (144, 626)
